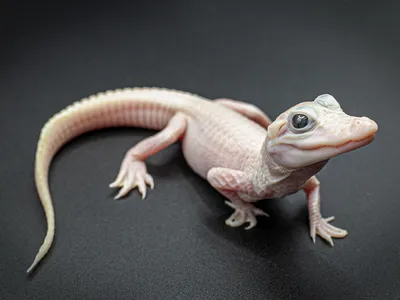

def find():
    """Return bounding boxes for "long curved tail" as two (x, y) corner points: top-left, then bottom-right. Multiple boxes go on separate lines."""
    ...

(27, 87), (197, 273)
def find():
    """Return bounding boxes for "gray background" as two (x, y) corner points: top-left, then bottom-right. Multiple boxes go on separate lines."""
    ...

(1, 0), (398, 299)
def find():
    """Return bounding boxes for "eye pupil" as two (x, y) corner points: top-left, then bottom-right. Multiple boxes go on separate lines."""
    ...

(292, 114), (308, 129)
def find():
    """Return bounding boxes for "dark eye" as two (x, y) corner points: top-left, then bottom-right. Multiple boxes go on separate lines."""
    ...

(292, 114), (308, 129)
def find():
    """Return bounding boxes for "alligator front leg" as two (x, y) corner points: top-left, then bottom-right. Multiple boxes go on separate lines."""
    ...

(207, 167), (269, 229)
(303, 176), (348, 246)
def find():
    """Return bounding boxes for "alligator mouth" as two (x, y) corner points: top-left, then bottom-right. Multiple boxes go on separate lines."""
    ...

(279, 133), (376, 153)
(333, 134), (376, 153)
(296, 134), (376, 153)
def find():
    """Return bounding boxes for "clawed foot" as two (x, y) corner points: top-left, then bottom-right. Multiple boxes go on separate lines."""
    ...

(311, 216), (348, 246)
(109, 156), (154, 200)
(224, 201), (269, 230)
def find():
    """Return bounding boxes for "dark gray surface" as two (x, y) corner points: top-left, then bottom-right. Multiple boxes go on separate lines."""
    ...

(1, 1), (399, 299)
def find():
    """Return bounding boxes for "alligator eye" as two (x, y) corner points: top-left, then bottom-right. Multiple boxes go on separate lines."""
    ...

(287, 107), (317, 134)
(292, 114), (308, 129)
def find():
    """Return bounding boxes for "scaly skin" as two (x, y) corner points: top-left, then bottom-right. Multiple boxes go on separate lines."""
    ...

(27, 88), (378, 273)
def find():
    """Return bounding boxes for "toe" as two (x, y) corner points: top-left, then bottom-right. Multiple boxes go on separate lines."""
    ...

(115, 182), (132, 199)
(325, 216), (335, 223)
(224, 200), (236, 209)
(253, 207), (269, 217)
(310, 223), (317, 243)
(109, 167), (127, 188)
(317, 228), (334, 247)
(226, 210), (245, 227)
(322, 222), (348, 238)
(114, 170), (135, 199)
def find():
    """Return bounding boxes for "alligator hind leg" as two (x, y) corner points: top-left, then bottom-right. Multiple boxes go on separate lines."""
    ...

(110, 113), (187, 199)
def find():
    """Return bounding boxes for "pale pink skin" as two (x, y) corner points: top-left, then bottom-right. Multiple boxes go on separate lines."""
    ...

(27, 89), (378, 273)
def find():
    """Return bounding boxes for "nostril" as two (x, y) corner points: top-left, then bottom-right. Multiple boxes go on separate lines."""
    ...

(353, 118), (363, 127)
(356, 117), (374, 126)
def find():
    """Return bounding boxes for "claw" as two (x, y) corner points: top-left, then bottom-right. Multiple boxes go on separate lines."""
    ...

(136, 175), (147, 199)
(310, 223), (317, 243)
(244, 214), (257, 230)
(145, 174), (154, 189)
(311, 235), (316, 244)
